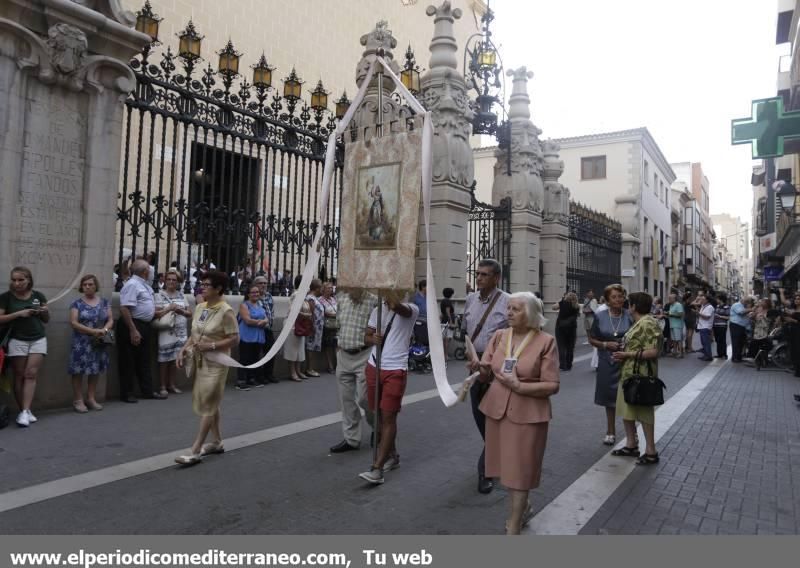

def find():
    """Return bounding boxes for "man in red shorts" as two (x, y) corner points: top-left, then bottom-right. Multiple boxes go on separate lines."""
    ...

(358, 294), (419, 484)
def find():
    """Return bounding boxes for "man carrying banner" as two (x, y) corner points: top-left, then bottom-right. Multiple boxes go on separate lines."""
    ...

(463, 259), (509, 494)
(358, 295), (419, 485)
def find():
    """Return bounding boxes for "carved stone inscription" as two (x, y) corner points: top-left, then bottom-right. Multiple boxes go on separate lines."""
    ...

(13, 81), (85, 286)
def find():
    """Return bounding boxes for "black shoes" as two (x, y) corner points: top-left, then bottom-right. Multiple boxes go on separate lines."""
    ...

(268, 377), (280, 384)
(330, 440), (359, 453)
(145, 392), (167, 400)
(478, 474), (494, 494)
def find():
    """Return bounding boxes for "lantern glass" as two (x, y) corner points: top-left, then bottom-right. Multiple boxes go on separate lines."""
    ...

(335, 93), (350, 119)
(136, 15), (160, 41)
(284, 77), (301, 99)
(311, 81), (328, 111)
(401, 68), (420, 93)
(478, 47), (497, 68)
(179, 35), (202, 59)
(219, 53), (239, 74)
(253, 67), (272, 88)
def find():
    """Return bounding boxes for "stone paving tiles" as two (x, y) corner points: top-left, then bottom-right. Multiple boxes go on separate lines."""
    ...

(580, 362), (800, 535)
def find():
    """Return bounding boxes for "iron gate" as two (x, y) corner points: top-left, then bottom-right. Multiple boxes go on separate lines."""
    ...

(567, 201), (622, 297)
(116, 21), (342, 294)
(467, 189), (512, 293)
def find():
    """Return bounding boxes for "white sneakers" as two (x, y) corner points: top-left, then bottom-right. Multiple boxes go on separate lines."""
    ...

(16, 410), (36, 427)
(358, 468), (385, 484)
(382, 454), (400, 473)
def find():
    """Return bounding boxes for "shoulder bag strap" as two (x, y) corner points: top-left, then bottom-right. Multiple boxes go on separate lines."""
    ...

(371, 312), (397, 364)
(470, 292), (502, 344)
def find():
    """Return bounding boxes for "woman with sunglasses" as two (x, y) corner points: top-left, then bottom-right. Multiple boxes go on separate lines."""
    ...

(175, 271), (239, 466)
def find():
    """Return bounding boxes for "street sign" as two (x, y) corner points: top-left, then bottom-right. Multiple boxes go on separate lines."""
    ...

(764, 266), (783, 281)
(731, 97), (800, 159)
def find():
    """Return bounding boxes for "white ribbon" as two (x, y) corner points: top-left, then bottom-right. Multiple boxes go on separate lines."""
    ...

(206, 58), (379, 370)
(208, 55), (461, 408)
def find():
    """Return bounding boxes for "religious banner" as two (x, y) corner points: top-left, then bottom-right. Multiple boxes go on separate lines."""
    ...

(337, 132), (422, 293)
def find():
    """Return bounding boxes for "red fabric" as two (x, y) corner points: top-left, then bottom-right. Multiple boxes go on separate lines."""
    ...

(365, 364), (408, 413)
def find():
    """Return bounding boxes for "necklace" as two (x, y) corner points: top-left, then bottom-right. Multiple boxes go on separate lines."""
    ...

(609, 311), (624, 337)
(479, 290), (496, 304)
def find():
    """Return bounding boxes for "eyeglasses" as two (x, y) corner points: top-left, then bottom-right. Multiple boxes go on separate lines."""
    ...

(199, 282), (211, 287)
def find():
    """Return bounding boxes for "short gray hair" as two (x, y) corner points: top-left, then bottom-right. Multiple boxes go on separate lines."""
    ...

(509, 291), (547, 329)
(478, 258), (502, 277)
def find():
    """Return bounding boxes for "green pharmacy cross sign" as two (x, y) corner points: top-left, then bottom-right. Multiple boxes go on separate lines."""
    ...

(732, 97), (800, 159)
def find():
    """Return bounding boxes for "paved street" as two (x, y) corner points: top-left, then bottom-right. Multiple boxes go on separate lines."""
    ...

(0, 344), (798, 535)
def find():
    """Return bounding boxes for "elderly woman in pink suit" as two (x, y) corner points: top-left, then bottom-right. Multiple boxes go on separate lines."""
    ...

(478, 291), (560, 535)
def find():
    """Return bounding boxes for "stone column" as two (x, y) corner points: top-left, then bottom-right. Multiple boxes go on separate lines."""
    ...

(491, 67), (544, 293)
(615, 195), (641, 293)
(0, 0), (148, 407)
(415, 2), (474, 296)
(540, 140), (570, 316)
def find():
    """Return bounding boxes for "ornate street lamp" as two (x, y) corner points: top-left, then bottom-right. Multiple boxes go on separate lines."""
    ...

(177, 20), (203, 76)
(310, 80), (329, 111)
(309, 80), (329, 130)
(135, 1), (162, 44)
(774, 180), (798, 213)
(463, 2), (505, 138)
(251, 53), (274, 90)
(282, 67), (304, 115)
(335, 91), (351, 120)
(217, 39), (241, 77)
(400, 44), (421, 95)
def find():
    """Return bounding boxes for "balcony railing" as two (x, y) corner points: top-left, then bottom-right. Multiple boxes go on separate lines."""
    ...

(775, 208), (800, 255)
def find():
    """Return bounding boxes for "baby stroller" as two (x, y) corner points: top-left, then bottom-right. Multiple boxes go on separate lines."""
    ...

(408, 318), (432, 373)
(749, 325), (791, 372)
(451, 315), (467, 361)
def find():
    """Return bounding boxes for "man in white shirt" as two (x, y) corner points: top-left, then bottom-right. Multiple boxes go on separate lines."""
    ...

(118, 259), (166, 402)
(696, 293), (715, 362)
(358, 296), (419, 485)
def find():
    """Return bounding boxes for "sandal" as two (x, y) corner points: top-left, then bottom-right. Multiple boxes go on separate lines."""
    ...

(611, 446), (639, 457)
(174, 453), (203, 466)
(504, 503), (534, 532)
(636, 453), (659, 466)
(306, 370), (321, 377)
(289, 376), (303, 382)
(602, 434), (616, 445)
(168, 386), (182, 394)
(200, 441), (225, 456)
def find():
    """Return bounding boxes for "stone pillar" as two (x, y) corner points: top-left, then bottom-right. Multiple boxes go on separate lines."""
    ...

(491, 67), (544, 293)
(615, 195), (641, 293)
(415, 2), (474, 296)
(0, 0), (148, 407)
(540, 140), (570, 313)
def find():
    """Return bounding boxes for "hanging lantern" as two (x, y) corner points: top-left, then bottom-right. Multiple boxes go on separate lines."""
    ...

(135, 0), (161, 43)
(217, 39), (242, 77)
(310, 80), (329, 112)
(177, 20), (203, 60)
(251, 53), (274, 89)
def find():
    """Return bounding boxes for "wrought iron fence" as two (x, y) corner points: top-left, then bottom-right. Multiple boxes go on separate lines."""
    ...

(567, 201), (622, 297)
(117, 15), (343, 294)
(467, 187), (512, 293)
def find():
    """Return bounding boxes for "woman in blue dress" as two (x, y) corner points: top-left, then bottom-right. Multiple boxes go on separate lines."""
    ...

(68, 274), (113, 413)
(588, 284), (633, 446)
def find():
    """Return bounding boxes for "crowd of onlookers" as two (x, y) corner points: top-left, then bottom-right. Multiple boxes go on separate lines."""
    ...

(4, 258), (800, 534)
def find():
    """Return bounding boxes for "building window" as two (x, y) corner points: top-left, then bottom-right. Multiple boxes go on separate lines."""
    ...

(644, 160), (649, 184)
(581, 155), (606, 180)
(653, 173), (658, 195)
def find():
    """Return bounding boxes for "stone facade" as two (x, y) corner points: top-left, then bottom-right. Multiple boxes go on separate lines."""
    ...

(0, 0), (149, 407)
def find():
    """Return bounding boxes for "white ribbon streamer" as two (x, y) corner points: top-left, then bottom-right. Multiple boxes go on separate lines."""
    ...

(208, 55), (462, 408)
(206, 58), (379, 369)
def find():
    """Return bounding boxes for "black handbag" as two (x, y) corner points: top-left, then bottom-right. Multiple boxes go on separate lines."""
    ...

(622, 350), (666, 406)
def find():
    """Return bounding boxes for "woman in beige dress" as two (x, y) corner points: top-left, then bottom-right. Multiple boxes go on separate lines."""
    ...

(478, 291), (560, 535)
(175, 270), (239, 465)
